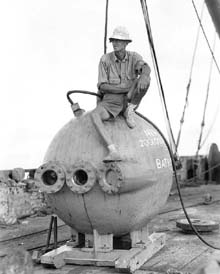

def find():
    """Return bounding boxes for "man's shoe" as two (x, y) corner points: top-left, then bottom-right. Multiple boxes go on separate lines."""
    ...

(124, 105), (136, 129)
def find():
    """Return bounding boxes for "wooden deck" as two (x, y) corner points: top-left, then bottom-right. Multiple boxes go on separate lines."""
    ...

(1, 184), (220, 273)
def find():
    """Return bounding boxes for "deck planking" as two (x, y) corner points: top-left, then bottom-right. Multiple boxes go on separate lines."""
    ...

(0, 184), (220, 273)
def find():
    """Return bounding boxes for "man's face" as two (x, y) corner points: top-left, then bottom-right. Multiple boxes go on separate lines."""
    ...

(111, 39), (129, 52)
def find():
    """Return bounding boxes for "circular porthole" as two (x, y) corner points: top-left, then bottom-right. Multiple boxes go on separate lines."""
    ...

(66, 161), (96, 194)
(34, 161), (66, 193)
(98, 162), (123, 194)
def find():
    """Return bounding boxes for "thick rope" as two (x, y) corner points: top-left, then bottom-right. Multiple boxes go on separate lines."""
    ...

(176, 1), (205, 152)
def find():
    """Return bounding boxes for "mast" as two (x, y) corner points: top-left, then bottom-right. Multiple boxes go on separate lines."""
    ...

(205, 0), (220, 38)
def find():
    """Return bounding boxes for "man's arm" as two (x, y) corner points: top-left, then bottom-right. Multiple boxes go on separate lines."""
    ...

(99, 83), (130, 94)
(136, 61), (151, 93)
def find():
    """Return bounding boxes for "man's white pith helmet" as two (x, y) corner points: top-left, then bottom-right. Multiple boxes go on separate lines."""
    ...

(109, 26), (132, 42)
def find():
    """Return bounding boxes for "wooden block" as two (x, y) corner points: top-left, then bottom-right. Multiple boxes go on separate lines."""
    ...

(41, 244), (124, 268)
(115, 248), (142, 269)
(130, 226), (149, 247)
(93, 229), (113, 252)
(41, 245), (74, 268)
(115, 233), (166, 272)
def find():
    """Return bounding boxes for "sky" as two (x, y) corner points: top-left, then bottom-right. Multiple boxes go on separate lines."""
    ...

(0, 0), (220, 169)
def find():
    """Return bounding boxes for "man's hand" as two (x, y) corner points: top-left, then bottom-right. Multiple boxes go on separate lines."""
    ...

(137, 75), (150, 93)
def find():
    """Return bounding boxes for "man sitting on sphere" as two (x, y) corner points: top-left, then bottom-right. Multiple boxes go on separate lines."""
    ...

(91, 26), (151, 162)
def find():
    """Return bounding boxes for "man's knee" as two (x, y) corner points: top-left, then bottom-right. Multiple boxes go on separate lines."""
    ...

(92, 106), (110, 121)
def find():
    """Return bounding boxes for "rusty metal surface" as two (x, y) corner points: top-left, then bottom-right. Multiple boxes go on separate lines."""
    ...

(41, 113), (173, 236)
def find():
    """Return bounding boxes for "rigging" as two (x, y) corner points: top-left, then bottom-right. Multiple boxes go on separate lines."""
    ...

(195, 32), (216, 157)
(176, 1), (205, 152)
(139, 0), (220, 250)
(103, 0), (220, 250)
(140, 0), (177, 154)
(192, 0), (220, 75)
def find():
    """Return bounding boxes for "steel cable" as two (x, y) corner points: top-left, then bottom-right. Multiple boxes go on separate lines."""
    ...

(140, 0), (177, 154)
(176, 1), (205, 152)
(139, 0), (220, 249)
(195, 32), (216, 157)
(136, 111), (220, 250)
(192, 0), (220, 75)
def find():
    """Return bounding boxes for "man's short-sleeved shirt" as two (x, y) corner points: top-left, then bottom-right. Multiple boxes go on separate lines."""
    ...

(98, 51), (144, 88)
(97, 51), (145, 117)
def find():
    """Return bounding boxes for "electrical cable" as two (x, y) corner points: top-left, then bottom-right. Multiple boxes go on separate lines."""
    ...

(136, 111), (220, 250)
(139, 0), (220, 249)
(67, 90), (101, 106)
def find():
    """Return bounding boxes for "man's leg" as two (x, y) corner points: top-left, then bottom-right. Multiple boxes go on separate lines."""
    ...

(124, 79), (138, 128)
(124, 79), (149, 128)
(91, 106), (122, 162)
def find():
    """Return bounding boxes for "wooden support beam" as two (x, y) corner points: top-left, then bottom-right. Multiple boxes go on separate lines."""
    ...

(115, 233), (166, 272)
(39, 232), (166, 271)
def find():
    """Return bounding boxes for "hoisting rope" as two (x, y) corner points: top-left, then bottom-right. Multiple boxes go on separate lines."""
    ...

(104, 0), (109, 54)
(195, 32), (216, 157)
(192, 0), (220, 75)
(200, 102), (220, 148)
(176, 1), (205, 153)
(139, 0), (220, 250)
(139, 0), (177, 154)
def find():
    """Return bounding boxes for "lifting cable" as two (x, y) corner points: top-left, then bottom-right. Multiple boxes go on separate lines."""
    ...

(192, 0), (220, 75)
(176, 1), (205, 152)
(140, 0), (176, 154)
(200, 102), (220, 148)
(139, 1), (220, 250)
(102, 0), (220, 250)
(104, 0), (109, 54)
(195, 32), (216, 157)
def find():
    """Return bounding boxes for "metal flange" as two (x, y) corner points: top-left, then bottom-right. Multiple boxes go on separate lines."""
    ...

(66, 161), (96, 194)
(34, 161), (66, 194)
(98, 162), (124, 194)
(176, 218), (219, 232)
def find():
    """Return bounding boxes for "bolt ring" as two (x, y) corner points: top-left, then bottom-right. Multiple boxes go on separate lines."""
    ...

(34, 161), (66, 193)
(66, 161), (96, 194)
(98, 162), (123, 194)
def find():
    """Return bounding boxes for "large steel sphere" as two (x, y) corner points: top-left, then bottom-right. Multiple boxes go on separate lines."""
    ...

(37, 111), (173, 236)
